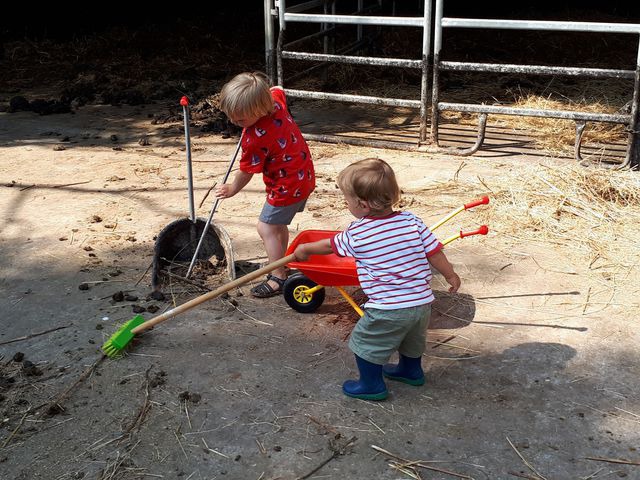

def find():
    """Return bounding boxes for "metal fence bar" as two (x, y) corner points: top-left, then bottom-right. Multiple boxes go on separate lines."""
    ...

(282, 51), (422, 68)
(431, 0), (640, 168)
(438, 103), (631, 124)
(442, 18), (640, 34)
(264, 0), (276, 82)
(284, 13), (425, 27)
(419, 0), (432, 141)
(440, 61), (635, 79)
(285, 88), (421, 108)
(430, 0), (445, 144)
(274, 1), (431, 145)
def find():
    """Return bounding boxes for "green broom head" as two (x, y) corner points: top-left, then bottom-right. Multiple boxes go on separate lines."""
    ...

(101, 315), (145, 358)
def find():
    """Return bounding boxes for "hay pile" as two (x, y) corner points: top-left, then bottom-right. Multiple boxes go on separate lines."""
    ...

(408, 162), (640, 287)
(504, 94), (628, 156)
(460, 163), (640, 299)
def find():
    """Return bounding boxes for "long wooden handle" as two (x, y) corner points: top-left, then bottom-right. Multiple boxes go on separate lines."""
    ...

(131, 254), (296, 334)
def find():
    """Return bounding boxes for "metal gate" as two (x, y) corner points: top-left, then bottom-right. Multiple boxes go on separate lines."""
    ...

(264, 0), (640, 168)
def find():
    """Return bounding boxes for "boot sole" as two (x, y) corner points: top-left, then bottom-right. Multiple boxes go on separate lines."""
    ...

(383, 373), (425, 386)
(343, 390), (388, 401)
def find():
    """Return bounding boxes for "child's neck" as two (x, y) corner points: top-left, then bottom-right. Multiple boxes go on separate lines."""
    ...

(365, 208), (394, 218)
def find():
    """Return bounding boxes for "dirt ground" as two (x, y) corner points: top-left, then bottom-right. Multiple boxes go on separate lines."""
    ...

(2, 7), (640, 479)
(2, 99), (640, 480)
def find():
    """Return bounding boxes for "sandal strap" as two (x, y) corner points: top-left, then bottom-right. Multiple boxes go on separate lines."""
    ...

(266, 273), (286, 287)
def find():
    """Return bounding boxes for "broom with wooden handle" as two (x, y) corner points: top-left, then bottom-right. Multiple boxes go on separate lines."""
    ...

(101, 254), (295, 358)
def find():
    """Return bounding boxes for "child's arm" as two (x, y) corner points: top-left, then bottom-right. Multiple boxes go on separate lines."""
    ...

(215, 171), (253, 199)
(428, 250), (461, 293)
(293, 239), (333, 261)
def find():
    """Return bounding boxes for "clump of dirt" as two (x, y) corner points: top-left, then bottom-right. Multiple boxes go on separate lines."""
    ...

(149, 371), (167, 388)
(21, 361), (42, 377)
(46, 404), (65, 416)
(111, 291), (125, 302)
(178, 391), (201, 403)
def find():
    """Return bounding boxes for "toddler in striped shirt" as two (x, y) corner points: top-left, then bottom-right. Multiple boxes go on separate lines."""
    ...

(293, 158), (460, 401)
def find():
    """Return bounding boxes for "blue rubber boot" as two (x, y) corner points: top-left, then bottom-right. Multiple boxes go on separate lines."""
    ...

(383, 354), (425, 386)
(342, 355), (388, 401)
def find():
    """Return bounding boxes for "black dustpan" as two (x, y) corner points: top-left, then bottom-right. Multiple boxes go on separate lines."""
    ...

(151, 96), (236, 291)
(151, 217), (235, 291)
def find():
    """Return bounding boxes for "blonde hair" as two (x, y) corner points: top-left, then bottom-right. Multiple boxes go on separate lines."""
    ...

(219, 72), (274, 119)
(337, 158), (401, 213)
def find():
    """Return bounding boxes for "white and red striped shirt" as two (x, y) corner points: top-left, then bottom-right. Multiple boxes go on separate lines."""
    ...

(331, 211), (443, 310)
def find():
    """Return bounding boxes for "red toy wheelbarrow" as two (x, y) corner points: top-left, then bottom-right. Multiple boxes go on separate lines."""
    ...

(283, 196), (490, 315)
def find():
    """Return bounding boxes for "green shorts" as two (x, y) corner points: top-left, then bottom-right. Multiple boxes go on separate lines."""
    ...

(348, 304), (432, 365)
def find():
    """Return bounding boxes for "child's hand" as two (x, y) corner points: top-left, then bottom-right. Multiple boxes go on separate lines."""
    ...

(215, 184), (234, 199)
(293, 244), (310, 262)
(445, 273), (461, 293)
(294, 239), (333, 261)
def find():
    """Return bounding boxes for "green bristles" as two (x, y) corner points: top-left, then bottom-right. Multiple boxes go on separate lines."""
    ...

(101, 315), (146, 358)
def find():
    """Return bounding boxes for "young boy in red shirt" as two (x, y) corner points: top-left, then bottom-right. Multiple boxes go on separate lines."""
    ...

(216, 72), (315, 297)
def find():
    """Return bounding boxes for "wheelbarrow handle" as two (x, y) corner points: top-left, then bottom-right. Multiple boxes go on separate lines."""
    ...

(460, 225), (489, 238)
(441, 225), (489, 246)
(132, 254), (296, 334)
(430, 196), (490, 232)
(464, 195), (490, 210)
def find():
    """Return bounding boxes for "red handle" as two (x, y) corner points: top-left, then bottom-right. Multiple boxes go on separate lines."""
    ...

(463, 196), (490, 210)
(459, 225), (489, 238)
(180, 96), (190, 107)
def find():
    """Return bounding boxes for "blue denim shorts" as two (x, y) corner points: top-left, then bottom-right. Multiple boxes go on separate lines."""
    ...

(348, 304), (432, 365)
(258, 199), (307, 225)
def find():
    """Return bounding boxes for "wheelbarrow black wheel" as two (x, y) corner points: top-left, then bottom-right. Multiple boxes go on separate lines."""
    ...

(283, 273), (325, 313)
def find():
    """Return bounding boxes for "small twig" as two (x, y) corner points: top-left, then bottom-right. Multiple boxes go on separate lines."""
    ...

(1, 412), (28, 448)
(184, 401), (192, 429)
(371, 445), (473, 479)
(52, 180), (92, 189)
(121, 368), (152, 436)
(296, 436), (356, 480)
(581, 468), (604, 480)
(306, 415), (341, 435)
(430, 335), (456, 350)
(198, 182), (217, 209)
(227, 301), (273, 326)
(585, 456), (640, 466)
(508, 471), (542, 480)
(0, 323), (73, 346)
(38, 355), (106, 419)
(135, 262), (153, 287)
(174, 431), (188, 460)
(614, 407), (640, 419)
(202, 438), (229, 458)
(368, 418), (385, 434)
(506, 436), (547, 480)
(163, 271), (211, 291)
(582, 286), (592, 314)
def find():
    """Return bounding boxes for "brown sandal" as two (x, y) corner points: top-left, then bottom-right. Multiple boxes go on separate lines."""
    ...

(251, 274), (285, 298)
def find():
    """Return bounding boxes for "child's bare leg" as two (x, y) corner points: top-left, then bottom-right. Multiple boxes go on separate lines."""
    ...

(257, 221), (289, 291)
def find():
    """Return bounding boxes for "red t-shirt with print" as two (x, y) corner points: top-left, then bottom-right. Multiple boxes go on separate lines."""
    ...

(239, 87), (316, 206)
